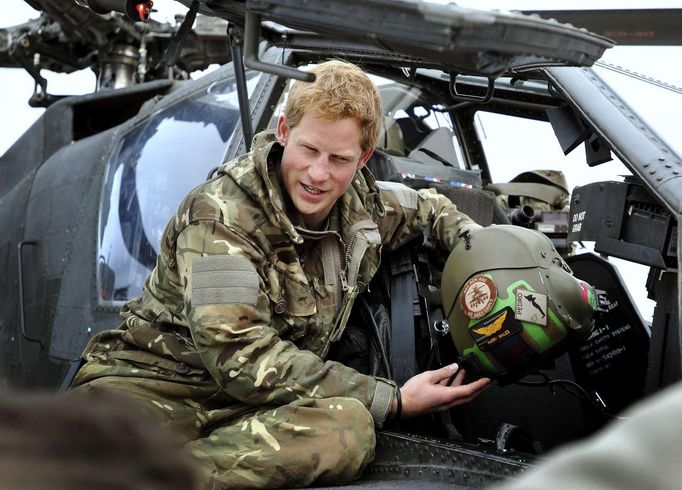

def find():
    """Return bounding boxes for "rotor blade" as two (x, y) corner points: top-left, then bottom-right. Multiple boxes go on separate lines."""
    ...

(522, 9), (682, 46)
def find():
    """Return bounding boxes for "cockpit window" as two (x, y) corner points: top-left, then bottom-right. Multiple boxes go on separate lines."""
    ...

(376, 80), (466, 170)
(98, 72), (260, 304)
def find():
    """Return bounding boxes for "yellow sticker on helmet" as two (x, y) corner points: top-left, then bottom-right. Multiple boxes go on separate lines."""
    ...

(469, 307), (522, 351)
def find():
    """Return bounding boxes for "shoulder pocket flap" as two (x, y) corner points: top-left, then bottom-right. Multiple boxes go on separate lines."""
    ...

(192, 255), (259, 307)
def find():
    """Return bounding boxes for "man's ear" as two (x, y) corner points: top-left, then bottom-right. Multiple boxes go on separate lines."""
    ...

(276, 115), (289, 146)
(357, 148), (375, 171)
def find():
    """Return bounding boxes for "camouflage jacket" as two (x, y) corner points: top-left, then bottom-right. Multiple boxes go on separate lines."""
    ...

(81, 130), (478, 427)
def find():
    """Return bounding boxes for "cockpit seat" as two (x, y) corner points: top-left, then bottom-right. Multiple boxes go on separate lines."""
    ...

(408, 127), (461, 169)
(376, 116), (407, 157)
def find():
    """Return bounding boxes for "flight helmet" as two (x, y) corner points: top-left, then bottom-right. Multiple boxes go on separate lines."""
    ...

(441, 225), (600, 381)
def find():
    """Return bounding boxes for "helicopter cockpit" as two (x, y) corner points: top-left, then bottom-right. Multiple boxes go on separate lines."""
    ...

(98, 72), (260, 303)
(1, 2), (680, 487)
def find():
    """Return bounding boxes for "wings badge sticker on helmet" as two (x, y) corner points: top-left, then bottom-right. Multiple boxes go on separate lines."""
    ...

(460, 275), (497, 319)
(469, 307), (522, 351)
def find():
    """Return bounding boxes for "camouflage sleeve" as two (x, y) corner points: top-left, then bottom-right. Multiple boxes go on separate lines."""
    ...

(375, 181), (481, 252)
(176, 220), (396, 426)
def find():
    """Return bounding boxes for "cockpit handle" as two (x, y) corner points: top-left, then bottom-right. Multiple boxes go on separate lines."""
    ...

(243, 11), (316, 82)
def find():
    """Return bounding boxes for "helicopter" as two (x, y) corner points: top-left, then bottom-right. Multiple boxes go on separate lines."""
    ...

(0, 0), (681, 487)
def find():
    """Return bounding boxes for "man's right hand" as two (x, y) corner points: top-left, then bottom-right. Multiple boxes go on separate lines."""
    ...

(394, 363), (491, 419)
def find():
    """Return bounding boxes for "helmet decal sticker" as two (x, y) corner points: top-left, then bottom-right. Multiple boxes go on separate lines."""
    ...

(472, 309), (508, 337)
(487, 332), (542, 374)
(514, 288), (548, 326)
(578, 281), (597, 309)
(468, 307), (522, 351)
(460, 275), (497, 319)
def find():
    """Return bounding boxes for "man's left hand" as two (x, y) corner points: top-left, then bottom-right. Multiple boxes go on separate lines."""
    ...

(396, 363), (491, 418)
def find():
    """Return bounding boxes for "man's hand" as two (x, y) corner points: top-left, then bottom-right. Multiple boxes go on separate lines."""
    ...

(394, 363), (491, 419)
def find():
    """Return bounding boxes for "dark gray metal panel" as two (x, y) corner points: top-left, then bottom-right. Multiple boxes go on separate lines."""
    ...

(522, 9), (682, 46)
(244, 0), (613, 73)
(546, 66), (682, 392)
(0, 117), (45, 196)
(21, 126), (122, 383)
(314, 482), (453, 489)
(679, 224), (682, 376)
(43, 101), (74, 158)
(0, 177), (34, 389)
(364, 431), (531, 487)
(646, 271), (681, 392)
(566, 253), (650, 413)
(174, 0), (612, 74)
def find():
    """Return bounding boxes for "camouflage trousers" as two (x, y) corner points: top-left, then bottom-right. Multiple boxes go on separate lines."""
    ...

(72, 357), (376, 489)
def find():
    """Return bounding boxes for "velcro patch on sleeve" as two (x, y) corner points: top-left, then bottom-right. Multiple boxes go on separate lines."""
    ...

(376, 181), (418, 210)
(191, 255), (259, 307)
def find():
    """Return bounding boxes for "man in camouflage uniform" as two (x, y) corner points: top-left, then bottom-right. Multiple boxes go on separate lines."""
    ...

(72, 60), (490, 489)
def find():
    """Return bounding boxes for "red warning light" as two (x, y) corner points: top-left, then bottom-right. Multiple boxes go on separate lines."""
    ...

(136, 1), (153, 22)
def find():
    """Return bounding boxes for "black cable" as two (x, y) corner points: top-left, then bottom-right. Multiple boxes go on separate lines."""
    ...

(515, 375), (616, 419)
(357, 296), (393, 380)
(516, 377), (591, 402)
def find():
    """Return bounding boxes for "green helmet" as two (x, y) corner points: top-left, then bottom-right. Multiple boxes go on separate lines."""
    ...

(441, 225), (599, 381)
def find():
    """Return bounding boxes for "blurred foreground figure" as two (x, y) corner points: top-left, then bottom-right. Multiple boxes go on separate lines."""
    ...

(0, 390), (201, 490)
(496, 380), (682, 490)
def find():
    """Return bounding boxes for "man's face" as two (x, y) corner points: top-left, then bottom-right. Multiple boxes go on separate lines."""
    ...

(277, 113), (373, 229)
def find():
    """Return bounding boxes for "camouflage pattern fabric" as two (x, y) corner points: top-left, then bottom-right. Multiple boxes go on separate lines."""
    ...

(76, 364), (373, 488)
(72, 130), (478, 489)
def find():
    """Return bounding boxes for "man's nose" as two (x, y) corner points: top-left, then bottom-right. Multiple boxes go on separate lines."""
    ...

(308, 156), (330, 182)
